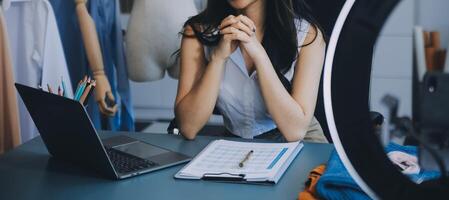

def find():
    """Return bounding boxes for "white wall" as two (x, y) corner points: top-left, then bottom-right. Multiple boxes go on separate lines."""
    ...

(130, 76), (178, 121)
(415, 0), (449, 48)
(370, 0), (415, 117)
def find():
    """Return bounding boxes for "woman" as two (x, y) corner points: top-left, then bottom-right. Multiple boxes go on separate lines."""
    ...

(174, 0), (327, 143)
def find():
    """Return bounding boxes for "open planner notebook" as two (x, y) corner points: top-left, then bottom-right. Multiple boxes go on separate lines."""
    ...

(175, 139), (304, 184)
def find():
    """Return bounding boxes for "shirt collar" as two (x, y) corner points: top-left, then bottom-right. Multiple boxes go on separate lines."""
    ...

(229, 47), (249, 76)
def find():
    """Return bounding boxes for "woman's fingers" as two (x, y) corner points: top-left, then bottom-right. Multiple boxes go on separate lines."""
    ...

(231, 21), (253, 36)
(222, 30), (251, 43)
(220, 23), (252, 38)
(219, 15), (238, 29)
(220, 26), (251, 42)
(220, 26), (236, 34)
(220, 15), (256, 36)
(235, 15), (256, 33)
(218, 14), (256, 43)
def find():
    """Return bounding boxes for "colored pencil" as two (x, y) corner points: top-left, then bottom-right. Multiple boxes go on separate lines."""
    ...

(47, 84), (53, 94)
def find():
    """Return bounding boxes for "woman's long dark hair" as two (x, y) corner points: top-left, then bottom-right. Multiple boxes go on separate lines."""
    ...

(183, 0), (324, 92)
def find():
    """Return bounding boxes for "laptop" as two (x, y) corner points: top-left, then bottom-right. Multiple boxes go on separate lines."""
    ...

(15, 83), (191, 179)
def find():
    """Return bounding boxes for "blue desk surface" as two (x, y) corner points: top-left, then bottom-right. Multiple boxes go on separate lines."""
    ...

(0, 132), (334, 200)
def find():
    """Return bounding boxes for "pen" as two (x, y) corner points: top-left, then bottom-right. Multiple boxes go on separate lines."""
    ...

(239, 150), (254, 168)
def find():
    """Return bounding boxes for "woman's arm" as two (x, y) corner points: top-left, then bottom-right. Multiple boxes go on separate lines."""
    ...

(175, 18), (239, 140)
(175, 26), (225, 140)
(252, 27), (326, 142)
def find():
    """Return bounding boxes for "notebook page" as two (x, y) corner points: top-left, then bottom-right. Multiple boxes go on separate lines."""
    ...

(178, 140), (301, 180)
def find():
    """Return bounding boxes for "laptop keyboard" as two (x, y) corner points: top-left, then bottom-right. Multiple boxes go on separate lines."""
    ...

(106, 148), (158, 174)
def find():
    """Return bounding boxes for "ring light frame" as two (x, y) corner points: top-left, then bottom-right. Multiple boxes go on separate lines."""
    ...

(323, 0), (449, 199)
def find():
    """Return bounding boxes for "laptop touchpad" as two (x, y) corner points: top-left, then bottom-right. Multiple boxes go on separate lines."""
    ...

(113, 141), (169, 160)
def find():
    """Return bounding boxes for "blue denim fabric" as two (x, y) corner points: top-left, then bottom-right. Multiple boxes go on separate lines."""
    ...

(316, 143), (441, 200)
(49, 0), (134, 131)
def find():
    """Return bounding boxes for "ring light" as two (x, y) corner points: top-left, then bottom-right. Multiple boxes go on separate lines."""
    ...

(323, 0), (449, 199)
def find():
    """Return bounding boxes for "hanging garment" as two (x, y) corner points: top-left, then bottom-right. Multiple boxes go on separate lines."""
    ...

(49, 0), (134, 131)
(3, 0), (74, 143)
(125, 0), (205, 81)
(0, 7), (20, 154)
